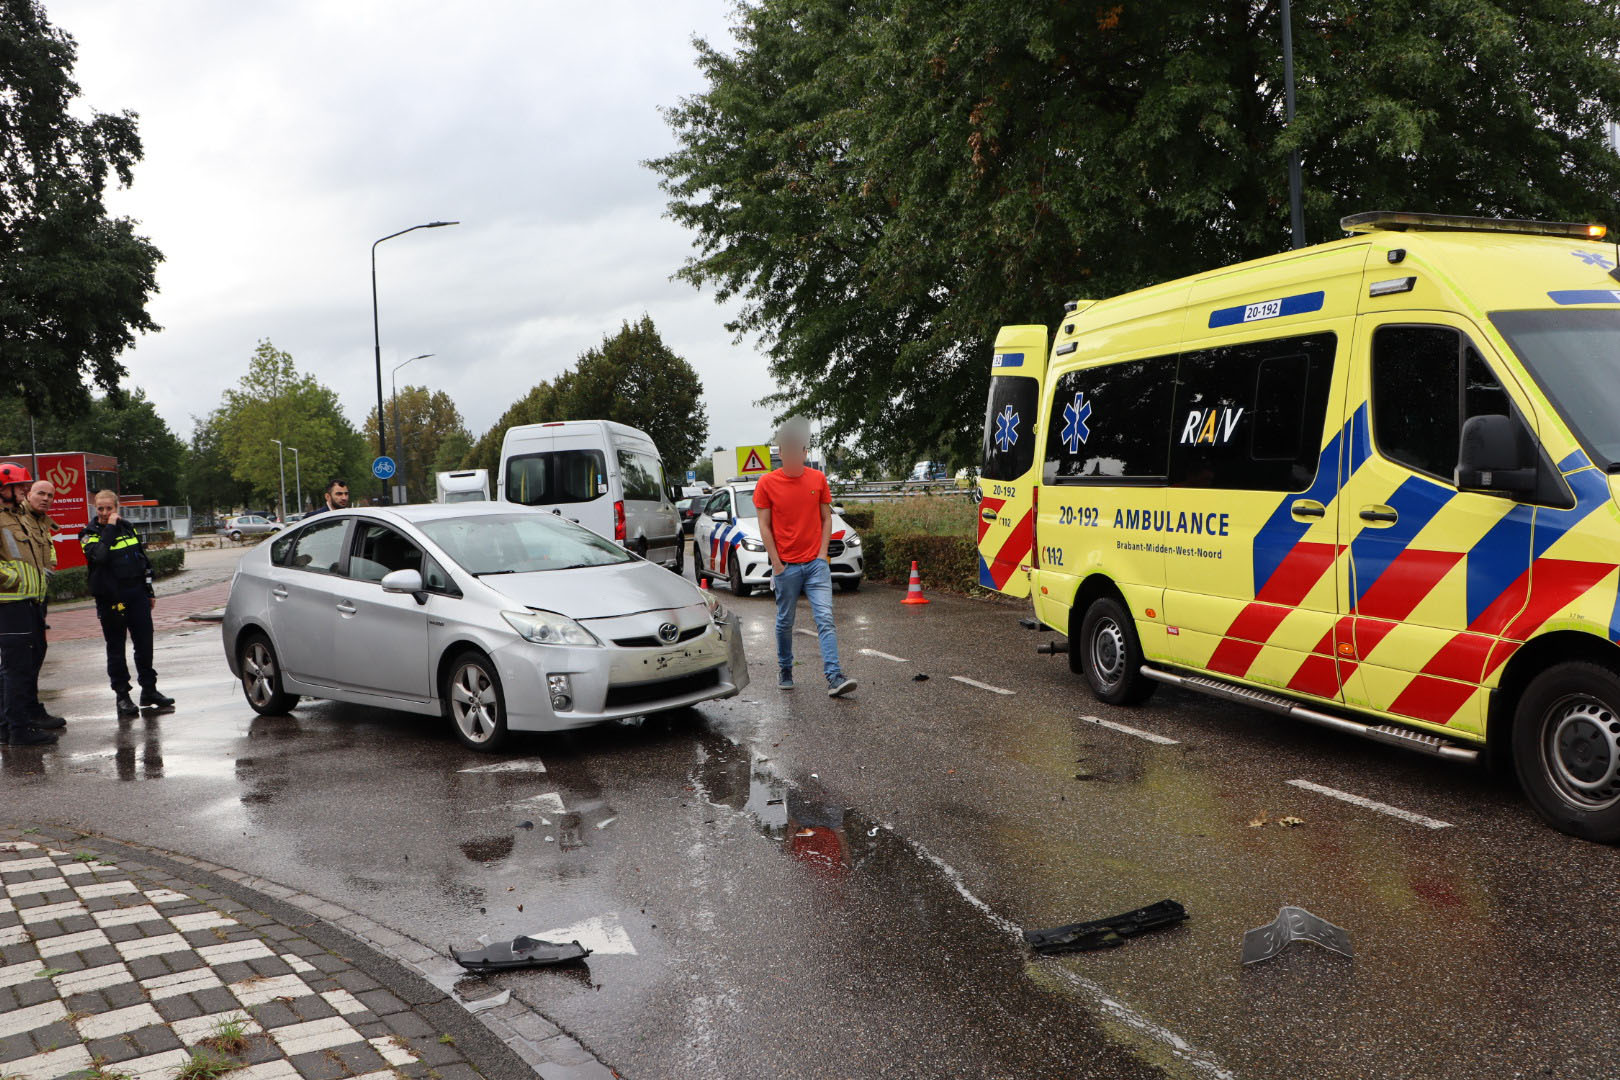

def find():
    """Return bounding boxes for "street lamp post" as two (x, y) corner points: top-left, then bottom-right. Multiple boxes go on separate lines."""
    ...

(270, 439), (287, 523)
(372, 221), (459, 502)
(391, 353), (434, 504)
(1281, 0), (1305, 249)
(288, 446), (302, 513)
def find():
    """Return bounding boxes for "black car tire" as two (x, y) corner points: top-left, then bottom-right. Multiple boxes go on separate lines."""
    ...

(1513, 660), (1620, 843)
(1076, 595), (1156, 706)
(673, 540), (685, 576)
(729, 558), (752, 597)
(840, 577), (862, 593)
(238, 633), (298, 716)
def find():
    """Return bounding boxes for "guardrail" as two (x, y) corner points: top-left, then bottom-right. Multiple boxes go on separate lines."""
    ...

(830, 480), (976, 501)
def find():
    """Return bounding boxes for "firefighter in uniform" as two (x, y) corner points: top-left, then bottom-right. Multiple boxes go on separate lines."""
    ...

(82, 489), (175, 718)
(0, 463), (60, 746)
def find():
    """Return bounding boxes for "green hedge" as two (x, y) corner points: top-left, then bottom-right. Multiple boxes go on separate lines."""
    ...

(838, 507), (875, 533)
(867, 532), (981, 594)
(46, 547), (186, 603)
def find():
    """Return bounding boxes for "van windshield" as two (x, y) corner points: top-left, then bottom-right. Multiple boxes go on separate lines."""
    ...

(1490, 309), (1620, 468)
(505, 450), (607, 505)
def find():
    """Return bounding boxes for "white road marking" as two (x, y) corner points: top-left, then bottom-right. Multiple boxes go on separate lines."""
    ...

(527, 914), (637, 955)
(1286, 779), (1454, 830)
(519, 792), (566, 814)
(1082, 715), (1179, 746)
(858, 648), (909, 662)
(793, 628), (817, 638)
(949, 675), (1015, 695)
(457, 759), (547, 774)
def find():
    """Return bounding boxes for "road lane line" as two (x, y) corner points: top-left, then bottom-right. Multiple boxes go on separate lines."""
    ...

(858, 649), (908, 662)
(891, 829), (1234, 1080)
(457, 760), (547, 774)
(1081, 715), (1179, 745)
(949, 676), (1014, 695)
(1286, 779), (1454, 830)
(793, 628), (817, 638)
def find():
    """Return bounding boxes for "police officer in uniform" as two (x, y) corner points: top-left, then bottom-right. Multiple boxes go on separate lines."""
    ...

(0, 462), (60, 746)
(82, 489), (174, 718)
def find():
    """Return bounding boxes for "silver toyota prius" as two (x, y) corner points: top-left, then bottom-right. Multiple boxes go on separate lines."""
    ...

(221, 504), (749, 751)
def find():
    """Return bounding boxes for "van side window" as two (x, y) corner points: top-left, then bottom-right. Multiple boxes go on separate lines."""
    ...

(1372, 326), (1514, 484)
(981, 375), (1039, 481)
(1171, 332), (1336, 491)
(617, 450), (665, 502)
(1043, 357), (1174, 483)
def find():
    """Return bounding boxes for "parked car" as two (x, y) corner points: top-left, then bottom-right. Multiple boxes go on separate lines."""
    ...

(692, 482), (864, 596)
(284, 512), (309, 524)
(497, 419), (683, 574)
(676, 496), (703, 536)
(221, 515), (282, 542)
(221, 504), (749, 751)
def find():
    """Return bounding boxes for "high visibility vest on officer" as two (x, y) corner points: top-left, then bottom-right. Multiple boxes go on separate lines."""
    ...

(0, 461), (60, 745)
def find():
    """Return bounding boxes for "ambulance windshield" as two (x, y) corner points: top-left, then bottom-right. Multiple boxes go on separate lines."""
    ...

(1491, 309), (1620, 469)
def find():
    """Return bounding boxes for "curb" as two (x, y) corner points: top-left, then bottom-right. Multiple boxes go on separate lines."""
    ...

(23, 826), (620, 1080)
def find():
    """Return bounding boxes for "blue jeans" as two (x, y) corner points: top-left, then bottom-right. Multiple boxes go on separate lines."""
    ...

(773, 559), (843, 684)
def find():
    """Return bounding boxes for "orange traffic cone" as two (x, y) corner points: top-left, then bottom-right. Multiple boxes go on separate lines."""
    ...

(900, 560), (930, 605)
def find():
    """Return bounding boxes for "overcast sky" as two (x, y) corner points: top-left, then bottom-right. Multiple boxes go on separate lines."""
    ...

(48, 0), (775, 461)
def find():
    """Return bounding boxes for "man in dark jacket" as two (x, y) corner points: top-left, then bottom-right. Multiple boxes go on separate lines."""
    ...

(305, 477), (350, 516)
(81, 489), (174, 718)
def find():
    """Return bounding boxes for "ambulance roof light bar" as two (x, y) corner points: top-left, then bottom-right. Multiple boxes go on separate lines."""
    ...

(1342, 210), (1607, 240)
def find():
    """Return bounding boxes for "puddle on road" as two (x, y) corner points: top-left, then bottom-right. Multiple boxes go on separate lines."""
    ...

(460, 834), (516, 863)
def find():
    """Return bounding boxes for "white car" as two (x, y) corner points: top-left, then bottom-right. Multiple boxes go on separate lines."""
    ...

(220, 504), (748, 751)
(692, 482), (864, 596)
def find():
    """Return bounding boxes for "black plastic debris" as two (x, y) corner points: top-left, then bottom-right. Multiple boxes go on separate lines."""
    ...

(912, 673), (930, 682)
(451, 935), (592, 972)
(515, 820), (535, 830)
(1023, 899), (1187, 954)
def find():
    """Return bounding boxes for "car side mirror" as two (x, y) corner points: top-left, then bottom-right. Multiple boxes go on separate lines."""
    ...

(712, 510), (731, 522)
(380, 568), (428, 604)
(1456, 414), (1537, 495)
(832, 504), (845, 515)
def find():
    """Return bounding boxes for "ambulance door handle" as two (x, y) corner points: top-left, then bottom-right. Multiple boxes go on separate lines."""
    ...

(1359, 506), (1399, 525)
(1290, 500), (1325, 520)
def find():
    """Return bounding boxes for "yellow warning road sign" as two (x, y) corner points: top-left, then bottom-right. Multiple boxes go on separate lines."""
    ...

(737, 445), (770, 476)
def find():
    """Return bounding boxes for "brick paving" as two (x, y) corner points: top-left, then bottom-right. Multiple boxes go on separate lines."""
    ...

(0, 830), (614, 1080)
(46, 583), (234, 643)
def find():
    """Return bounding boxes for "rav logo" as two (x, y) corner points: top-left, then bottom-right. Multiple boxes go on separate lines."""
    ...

(1179, 407), (1244, 445)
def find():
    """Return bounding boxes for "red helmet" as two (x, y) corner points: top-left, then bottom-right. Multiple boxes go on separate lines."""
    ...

(0, 462), (32, 486)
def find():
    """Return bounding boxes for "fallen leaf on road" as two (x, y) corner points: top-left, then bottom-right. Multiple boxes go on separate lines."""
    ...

(1248, 811), (1270, 828)
(1278, 816), (1305, 828)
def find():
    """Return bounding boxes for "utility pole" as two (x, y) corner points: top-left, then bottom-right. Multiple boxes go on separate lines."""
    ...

(288, 446), (302, 513)
(270, 439), (287, 522)
(1282, 0), (1305, 249)
(372, 222), (458, 502)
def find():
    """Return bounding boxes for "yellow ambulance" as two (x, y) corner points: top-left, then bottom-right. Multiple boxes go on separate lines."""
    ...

(978, 211), (1620, 841)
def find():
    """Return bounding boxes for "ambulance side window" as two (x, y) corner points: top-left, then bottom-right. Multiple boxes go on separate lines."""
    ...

(1170, 332), (1336, 491)
(1043, 357), (1173, 483)
(981, 376), (1039, 481)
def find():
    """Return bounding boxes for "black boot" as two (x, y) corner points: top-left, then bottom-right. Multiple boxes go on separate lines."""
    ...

(115, 693), (139, 718)
(139, 688), (175, 710)
(30, 712), (64, 730)
(8, 725), (58, 746)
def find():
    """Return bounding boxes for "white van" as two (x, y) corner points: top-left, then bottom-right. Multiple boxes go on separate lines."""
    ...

(436, 469), (489, 503)
(498, 420), (684, 573)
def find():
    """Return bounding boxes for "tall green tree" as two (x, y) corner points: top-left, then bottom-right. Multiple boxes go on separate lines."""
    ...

(466, 316), (709, 475)
(0, 389), (185, 502)
(183, 410), (254, 515)
(213, 340), (369, 510)
(0, 0), (162, 420)
(651, 0), (1620, 464)
(362, 386), (471, 501)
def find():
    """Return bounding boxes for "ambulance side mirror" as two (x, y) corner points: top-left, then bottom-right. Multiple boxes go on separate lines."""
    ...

(1456, 414), (1537, 495)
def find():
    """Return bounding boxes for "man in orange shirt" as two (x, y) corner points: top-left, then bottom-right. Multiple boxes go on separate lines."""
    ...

(754, 417), (856, 697)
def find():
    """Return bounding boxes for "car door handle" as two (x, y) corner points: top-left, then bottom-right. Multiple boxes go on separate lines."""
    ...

(335, 600), (357, 615)
(1359, 506), (1399, 524)
(1290, 500), (1326, 520)
(428, 618), (445, 626)
(271, 586), (288, 600)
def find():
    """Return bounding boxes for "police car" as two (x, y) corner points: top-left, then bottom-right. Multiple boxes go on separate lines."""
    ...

(692, 481), (864, 596)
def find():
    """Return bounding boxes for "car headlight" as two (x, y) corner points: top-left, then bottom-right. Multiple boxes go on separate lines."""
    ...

(703, 591), (728, 624)
(739, 538), (766, 552)
(501, 609), (601, 647)
(844, 535), (861, 547)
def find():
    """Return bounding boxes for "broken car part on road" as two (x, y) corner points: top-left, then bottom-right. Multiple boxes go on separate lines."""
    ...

(451, 935), (593, 972)
(1241, 906), (1354, 965)
(1024, 899), (1189, 954)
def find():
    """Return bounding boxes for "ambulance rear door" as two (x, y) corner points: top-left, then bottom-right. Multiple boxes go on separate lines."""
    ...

(976, 326), (1049, 597)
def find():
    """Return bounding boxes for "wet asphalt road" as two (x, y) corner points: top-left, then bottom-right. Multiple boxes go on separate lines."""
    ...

(4, 554), (1620, 1080)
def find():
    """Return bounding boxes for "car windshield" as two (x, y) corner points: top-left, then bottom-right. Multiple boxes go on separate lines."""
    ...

(443, 490), (486, 503)
(1491, 309), (1620, 468)
(418, 513), (632, 575)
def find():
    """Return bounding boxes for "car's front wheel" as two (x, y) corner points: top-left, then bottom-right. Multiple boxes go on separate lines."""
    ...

(673, 540), (685, 577)
(729, 558), (752, 597)
(445, 651), (510, 752)
(1514, 661), (1620, 843)
(839, 576), (862, 593)
(238, 634), (298, 715)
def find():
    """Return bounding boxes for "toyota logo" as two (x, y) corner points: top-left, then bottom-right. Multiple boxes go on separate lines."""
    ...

(657, 622), (680, 644)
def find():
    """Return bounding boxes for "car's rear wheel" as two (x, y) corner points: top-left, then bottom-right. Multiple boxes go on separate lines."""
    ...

(1513, 661), (1620, 843)
(693, 544), (710, 587)
(1075, 595), (1155, 706)
(729, 557), (751, 597)
(673, 539), (685, 576)
(238, 634), (297, 715)
(229, 530), (243, 542)
(445, 651), (510, 752)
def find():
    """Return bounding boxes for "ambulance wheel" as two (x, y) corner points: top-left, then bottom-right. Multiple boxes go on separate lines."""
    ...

(729, 559), (752, 598)
(1513, 661), (1620, 843)
(1076, 596), (1155, 706)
